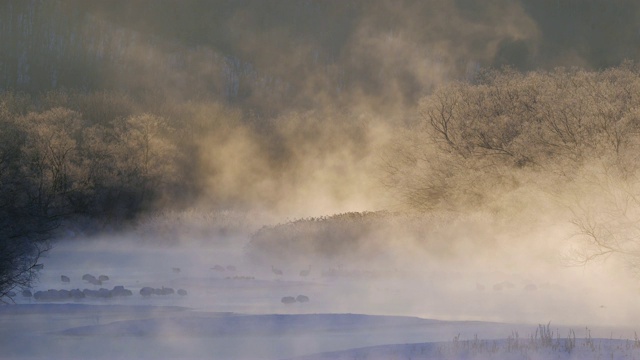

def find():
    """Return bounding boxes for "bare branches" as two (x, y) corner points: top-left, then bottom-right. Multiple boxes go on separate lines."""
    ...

(384, 65), (640, 272)
(385, 65), (640, 215)
(0, 228), (52, 303)
(564, 161), (640, 267)
(0, 94), (183, 299)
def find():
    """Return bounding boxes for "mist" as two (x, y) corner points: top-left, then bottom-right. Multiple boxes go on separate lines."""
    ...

(2, 1), (640, 359)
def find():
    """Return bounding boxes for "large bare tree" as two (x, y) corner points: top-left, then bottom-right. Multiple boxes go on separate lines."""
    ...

(384, 64), (640, 266)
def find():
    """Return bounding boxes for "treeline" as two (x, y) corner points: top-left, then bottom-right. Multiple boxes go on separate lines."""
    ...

(0, 86), (375, 297)
(0, 91), (183, 225)
(2, 1), (640, 112)
(0, 90), (195, 298)
(0, 0), (359, 109)
(0, 87), (378, 231)
(247, 212), (389, 262)
(246, 211), (423, 264)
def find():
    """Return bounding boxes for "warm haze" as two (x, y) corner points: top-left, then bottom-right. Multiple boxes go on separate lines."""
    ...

(2, 1), (640, 359)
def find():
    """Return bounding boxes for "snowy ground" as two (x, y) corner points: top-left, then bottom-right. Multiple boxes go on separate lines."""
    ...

(2, 236), (640, 359)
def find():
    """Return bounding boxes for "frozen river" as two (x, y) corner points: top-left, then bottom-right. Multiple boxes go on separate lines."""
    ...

(2, 238), (639, 359)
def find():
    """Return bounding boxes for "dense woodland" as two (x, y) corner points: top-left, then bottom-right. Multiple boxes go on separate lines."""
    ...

(3, 0), (640, 297)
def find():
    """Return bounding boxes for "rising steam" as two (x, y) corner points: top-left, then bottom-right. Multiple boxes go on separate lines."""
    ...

(3, 0), (640, 330)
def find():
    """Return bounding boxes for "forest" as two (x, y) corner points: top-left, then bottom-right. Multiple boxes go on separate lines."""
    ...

(3, 0), (640, 298)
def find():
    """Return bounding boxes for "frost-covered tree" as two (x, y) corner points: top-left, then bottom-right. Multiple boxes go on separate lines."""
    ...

(386, 64), (640, 210)
(0, 101), (58, 302)
(384, 63), (640, 268)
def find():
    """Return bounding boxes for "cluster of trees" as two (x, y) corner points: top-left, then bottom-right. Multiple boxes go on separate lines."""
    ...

(4, 0), (640, 297)
(0, 88), (379, 299)
(0, 92), (182, 220)
(0, 91), (182, 299)
(388, 64), (640, 209)
(387, 63), (640, 266)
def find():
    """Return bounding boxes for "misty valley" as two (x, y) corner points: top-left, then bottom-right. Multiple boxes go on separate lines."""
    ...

(3, 1), (640, 359)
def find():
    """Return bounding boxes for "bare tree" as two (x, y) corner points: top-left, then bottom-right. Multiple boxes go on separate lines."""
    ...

(383, 64), (640, 271)
(385, 64), (640, 211)
(0, 95), (184, 300)
(565, 162), (640, 268)
(0, 228), (51, 303)
(0, 108), (59, 302)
